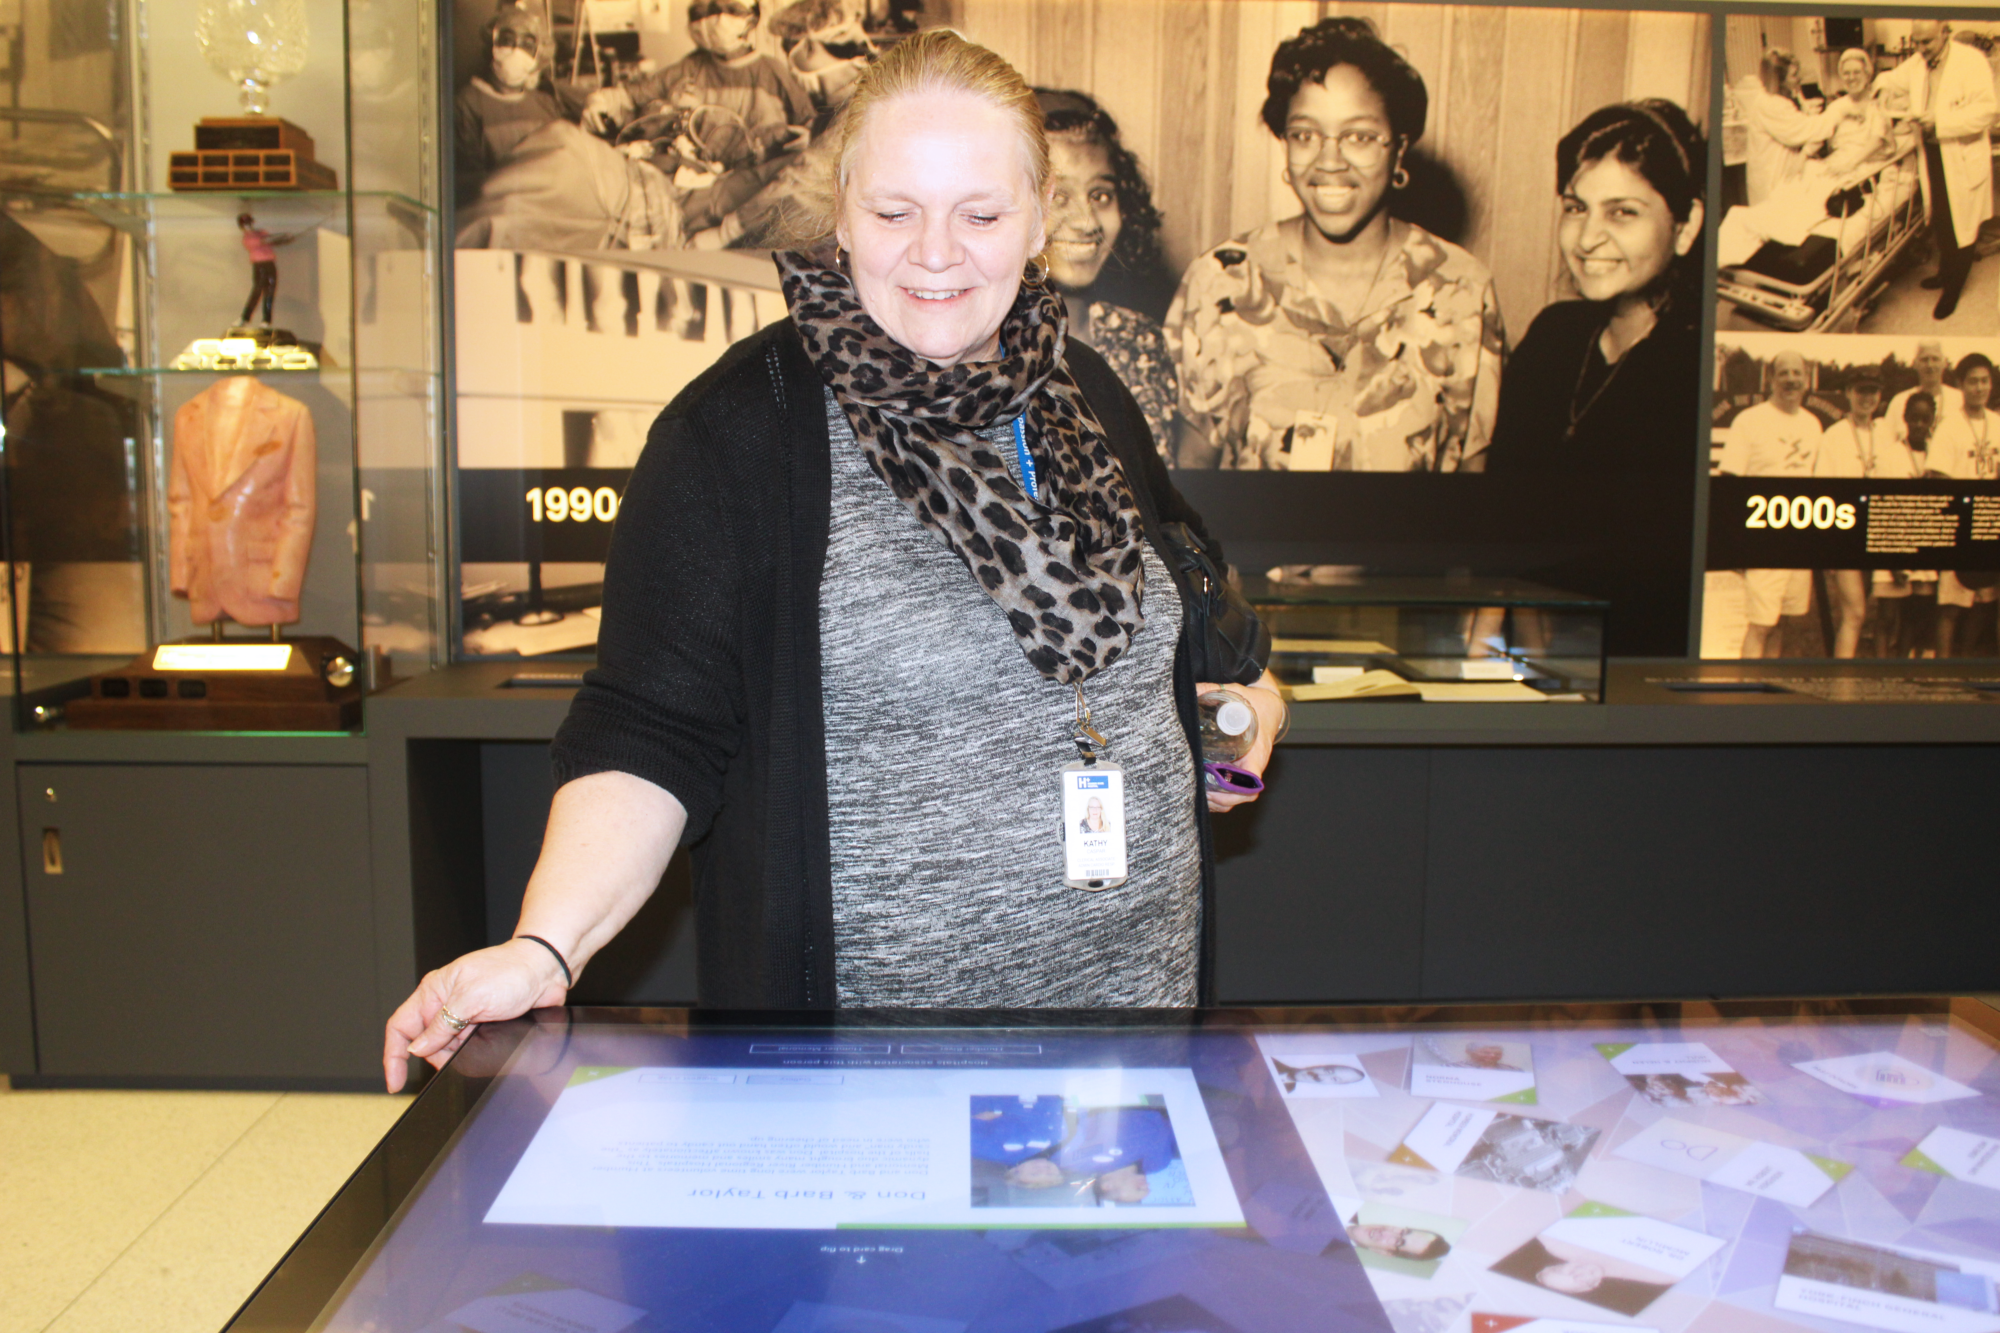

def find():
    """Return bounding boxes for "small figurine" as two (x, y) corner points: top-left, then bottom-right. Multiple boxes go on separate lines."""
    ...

(236, 211), (300, 329)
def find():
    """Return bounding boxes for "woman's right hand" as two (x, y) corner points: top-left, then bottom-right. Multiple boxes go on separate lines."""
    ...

(382, 937), (569, 1092)
(381, 771), (690, 1093)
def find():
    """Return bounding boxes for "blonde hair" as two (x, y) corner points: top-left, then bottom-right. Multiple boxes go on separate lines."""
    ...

(784, 28), (1049, 253)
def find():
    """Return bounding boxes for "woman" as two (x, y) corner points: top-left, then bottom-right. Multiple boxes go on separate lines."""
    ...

(1737, 48), (1847, 205)
(1037, 88), (1178, 454)
(1167, 17), (1503, 472)
(1810, 49), (1899, 181)
(1078, 795), (1111, 834)
(1485, 101), (1707, 656)
(385, 31), (1285, 1087)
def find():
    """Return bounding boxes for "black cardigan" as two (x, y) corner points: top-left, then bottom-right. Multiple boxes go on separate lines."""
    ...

(551, 320), (1226, 1009)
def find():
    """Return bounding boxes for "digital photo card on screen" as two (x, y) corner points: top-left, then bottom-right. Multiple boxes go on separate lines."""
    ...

(1794, 1051), (1983, 1107)
(1411, 1036), (1538, 1104)
(1264, 1053), (1379, 1100)
(1612, 1117), (1849, 1208)
(1328, 1194), (1468, 1279)
(1775, 1230), (2000, 1333)
(1599, 1041), (1765, 1107)
(1906, 1126), (2000, 1191)
(1490, 1204), (1725, 1317)
(484, 1065), (1245, 1231)
(1391, 1103), (1598, 1193)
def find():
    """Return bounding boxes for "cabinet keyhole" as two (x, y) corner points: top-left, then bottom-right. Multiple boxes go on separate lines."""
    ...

(41, 828), (62, 875)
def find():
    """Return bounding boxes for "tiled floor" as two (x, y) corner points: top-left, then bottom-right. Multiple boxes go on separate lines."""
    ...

(1, 1076), (410, 1333)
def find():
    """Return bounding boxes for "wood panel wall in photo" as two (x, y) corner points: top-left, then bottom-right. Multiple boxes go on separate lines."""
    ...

(944, 0), (1710, 342)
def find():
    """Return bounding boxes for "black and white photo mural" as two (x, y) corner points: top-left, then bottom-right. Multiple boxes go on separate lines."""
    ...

(448, 0), (1713, 657)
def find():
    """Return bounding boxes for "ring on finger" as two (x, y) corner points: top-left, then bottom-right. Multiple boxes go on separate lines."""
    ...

(439, 1005), (470, 1032)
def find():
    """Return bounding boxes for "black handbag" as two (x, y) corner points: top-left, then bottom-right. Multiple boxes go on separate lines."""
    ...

(1157, 521), (1271, 686)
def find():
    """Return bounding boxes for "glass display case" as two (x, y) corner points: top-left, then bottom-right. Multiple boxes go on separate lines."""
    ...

(1247, 574), (1610, 703)
(0, 0), (444, 730)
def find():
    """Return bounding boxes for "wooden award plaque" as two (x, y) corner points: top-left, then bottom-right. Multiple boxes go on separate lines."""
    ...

(169, 117), (338, 192)
(67, 636), (364, 731)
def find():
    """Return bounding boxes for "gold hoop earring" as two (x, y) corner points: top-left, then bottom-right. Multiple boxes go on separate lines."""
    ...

(1028, 252), (1051, 284)
(834, 245), (850, 271)
(1391, 165), (1410, 190)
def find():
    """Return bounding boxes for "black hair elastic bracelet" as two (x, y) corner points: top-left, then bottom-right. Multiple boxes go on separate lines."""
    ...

(515, 934), (574, 989)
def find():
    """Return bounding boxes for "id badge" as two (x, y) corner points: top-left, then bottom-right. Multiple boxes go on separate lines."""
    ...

(1062, 759), (1128, 891)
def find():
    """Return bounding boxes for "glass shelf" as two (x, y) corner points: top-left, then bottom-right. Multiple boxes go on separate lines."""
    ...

(62, 188), (433, 210)
(71, 365), (444, 378)
(1243, 573), (1613, 611)
(34, 190), (436, 238)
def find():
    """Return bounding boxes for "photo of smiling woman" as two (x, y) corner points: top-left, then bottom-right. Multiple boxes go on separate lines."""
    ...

(1036, 89), (1178, 454)
(1486, 100), (1708, 654)
(1489, 102), (1707, 473)
(1166, 17), (1505, 473)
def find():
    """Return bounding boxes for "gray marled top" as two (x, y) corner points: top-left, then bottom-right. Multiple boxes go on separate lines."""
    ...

(818, 389), (1200, 1007)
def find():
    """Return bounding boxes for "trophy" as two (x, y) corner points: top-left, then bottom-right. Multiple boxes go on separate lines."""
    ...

(169, 0), (337, 192)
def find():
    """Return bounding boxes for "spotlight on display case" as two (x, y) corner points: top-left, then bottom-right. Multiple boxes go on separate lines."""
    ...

(1247, 574), (1610, 703)
(0, 0), (445, 731)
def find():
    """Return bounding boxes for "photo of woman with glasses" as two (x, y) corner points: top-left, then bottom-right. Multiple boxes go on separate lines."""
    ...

(1036, 89), (1179, 454)
(1164, 17), (1504, 472)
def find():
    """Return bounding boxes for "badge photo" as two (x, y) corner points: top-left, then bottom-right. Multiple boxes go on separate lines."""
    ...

(1062, 761), (1128, 891)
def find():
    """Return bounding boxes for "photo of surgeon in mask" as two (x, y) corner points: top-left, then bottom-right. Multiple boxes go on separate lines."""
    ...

(454, 0), (581, 205)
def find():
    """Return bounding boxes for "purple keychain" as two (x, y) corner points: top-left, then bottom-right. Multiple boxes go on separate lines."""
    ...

(1203, 761), (1264, 795)
(1199, 690), (1264, 795)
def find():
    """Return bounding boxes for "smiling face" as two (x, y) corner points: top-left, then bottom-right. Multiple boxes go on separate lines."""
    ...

(1045, 136), (1122, 291)
(837, 89), (1046, 368)
(1905, 393), (1936, 446)
(1771, 353), (1809, 409)
(1916, 345), (1947, 389)
(1539, 1259), (1606, 1294)
(1351, 1224), (1442, 1258)
(1964, 366), (1992, 412)
(1560, 156), (1698, 302)
(1284, 64), (1399, 243)
(1849, 384), (1881, 422)
(1839, 51), (1873, 95)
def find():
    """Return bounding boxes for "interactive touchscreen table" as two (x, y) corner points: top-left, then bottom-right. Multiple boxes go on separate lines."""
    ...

(229, 1000), (2000, 1333)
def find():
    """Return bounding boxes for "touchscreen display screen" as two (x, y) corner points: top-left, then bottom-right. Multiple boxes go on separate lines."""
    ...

(307, 1007), (2000, 1333)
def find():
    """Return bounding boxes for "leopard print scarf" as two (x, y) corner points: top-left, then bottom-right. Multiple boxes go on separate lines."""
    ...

(777, 251), (1146, 685)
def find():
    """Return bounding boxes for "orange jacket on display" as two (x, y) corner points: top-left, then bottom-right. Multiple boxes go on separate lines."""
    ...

(168, 377), (316, 627)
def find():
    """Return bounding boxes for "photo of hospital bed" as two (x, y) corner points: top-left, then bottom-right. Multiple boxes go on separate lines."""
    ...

(1716, 138), (1926, 332)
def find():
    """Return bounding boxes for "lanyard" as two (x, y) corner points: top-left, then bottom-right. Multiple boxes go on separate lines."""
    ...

(1011, 416), (1038, 504)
